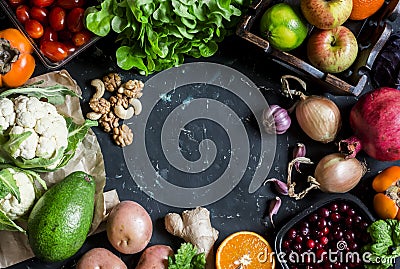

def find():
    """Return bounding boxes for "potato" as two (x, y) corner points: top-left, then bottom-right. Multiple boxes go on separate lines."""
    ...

(107, 200), (153, 254)
(135, 245), (174, 269)
(76, 248), (127, 269)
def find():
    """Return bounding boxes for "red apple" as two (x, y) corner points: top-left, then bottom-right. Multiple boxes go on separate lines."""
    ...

(301, 0), (353, 29)
(307, 26), (358, 73)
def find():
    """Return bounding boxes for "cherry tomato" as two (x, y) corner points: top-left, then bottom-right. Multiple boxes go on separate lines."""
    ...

(49, 6), (66, 31)
(16, 5), (30, 24)
(72, 30), (91, 46)
(40, 40), (68, 62)
(41, 27), (58, 42)
(8, 0), (25, 8)
(25, 19), (44, 39)
(66, 7), (84, 33)
(56, 0), (85, 9)
(64, 41), (76, 55)
(30, 6), (48, 25)
(57, 29), (72, 42)
(30, 0), (54, 7)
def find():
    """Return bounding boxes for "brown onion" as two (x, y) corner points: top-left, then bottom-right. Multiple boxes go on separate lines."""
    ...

(296, 95), (341, 143)
(287, 153), (366, 199)
(314, 153), (365, 193)
(280, 75), (341, 143)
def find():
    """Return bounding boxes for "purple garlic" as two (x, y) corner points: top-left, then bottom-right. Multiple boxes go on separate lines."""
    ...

(264, 178), (288, 195)
(293, 143), (306, 172)
(269, 196), (281, 228)
(262, 105), (291, 134)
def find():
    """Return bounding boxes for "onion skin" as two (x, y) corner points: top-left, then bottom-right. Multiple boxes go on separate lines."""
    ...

(314, 153), (365, 193)
(340, 87), (400, 161)
(295, 95), (341, 143)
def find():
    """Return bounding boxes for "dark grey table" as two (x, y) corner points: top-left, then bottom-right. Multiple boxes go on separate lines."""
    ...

(1, 11), (400, 269)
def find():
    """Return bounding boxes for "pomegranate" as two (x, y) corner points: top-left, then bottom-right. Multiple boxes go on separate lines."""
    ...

(339, 87), (400, 161)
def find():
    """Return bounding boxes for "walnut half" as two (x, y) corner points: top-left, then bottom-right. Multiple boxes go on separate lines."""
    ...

(113, 124), (133, 147)
(99, 111), (119, 133)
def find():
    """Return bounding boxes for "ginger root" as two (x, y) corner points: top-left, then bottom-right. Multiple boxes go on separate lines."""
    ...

(165, 207), (219, 269)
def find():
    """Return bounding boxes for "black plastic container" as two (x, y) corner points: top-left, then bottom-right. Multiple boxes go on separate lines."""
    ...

(275, 193), (375, 269)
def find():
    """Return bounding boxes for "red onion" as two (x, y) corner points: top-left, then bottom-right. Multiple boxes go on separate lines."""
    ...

(339, 87), (400, 161)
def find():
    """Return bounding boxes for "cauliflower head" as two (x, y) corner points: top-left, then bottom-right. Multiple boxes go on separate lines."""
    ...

(10, 96), (68, 160)
(0, 168), (36, 220)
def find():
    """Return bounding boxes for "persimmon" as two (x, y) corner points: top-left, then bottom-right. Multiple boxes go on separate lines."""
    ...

(372, 166), (400, 220)
(0, 28), (35, 88)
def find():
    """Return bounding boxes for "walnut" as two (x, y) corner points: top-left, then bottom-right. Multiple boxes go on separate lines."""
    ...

(118, 79), (144, 99)
(113, 124), (133, 147)
(109, 94), (129, 109)
(89, 97), (111, 114)
(99, 111), (119, 133)
(103, 73), (122, 92)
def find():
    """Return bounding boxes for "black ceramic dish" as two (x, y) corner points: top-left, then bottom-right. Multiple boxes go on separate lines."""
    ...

(274, 193), (376, 269)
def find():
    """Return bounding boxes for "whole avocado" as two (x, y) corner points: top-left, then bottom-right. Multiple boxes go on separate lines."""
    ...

(27, 171), (96, 262)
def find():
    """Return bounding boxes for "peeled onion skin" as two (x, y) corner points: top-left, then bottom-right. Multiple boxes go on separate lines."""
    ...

(339, 87), (400, 161)
(296, 95), (341, 143)
(314, 153), (366, 193)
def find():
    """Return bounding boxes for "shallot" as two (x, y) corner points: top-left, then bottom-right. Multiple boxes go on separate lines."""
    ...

(339, 87), (400, 161)
(281, 75), (341, 143)
(287, 153), (366, 199)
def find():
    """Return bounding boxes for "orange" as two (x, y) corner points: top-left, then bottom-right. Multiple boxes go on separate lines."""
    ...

(215, 231), (275, 269)
(349, 0), (385, 20)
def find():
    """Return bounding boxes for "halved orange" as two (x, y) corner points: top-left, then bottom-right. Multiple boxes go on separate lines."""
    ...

(215, 231), (275, 269)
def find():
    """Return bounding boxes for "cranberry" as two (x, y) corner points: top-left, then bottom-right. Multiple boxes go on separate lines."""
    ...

(282, 240), (290, 249)
(330, 212), (341, 222)
(293, 243), (302, 252)
(317, 219), (327, 229)
(345, 216), (353, 226)
(339, 203), (349, 212)
(323, 227), (329, 235)
(320, 236), (329, 245)
(318, 207), (330, 218)
(295, 235), (303, 243)
(333, 230), (343, 240)
(306, 239), (316, 249)
(344, 230), (355, 241)
(329, 203), (339, 212)
(309, 213), (319, 223)
(301, 226), (310, 236)
(287, 228), (297, 239)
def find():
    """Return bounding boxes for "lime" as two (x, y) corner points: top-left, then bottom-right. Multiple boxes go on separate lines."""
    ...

(260, 3), (308, 51)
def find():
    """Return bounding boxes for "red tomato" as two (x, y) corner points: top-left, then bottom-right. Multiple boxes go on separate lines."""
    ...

(40, 41), (68, 61)
(66, 7), (84, 33)
(57, 29), (72, 41)
(48, 6), (66, 31)
(41, 27), (58, 42)
(56, 0), (85, 9)
(30, 6), (48, 25)
(72, 30), (91, 46)
(16, 5), (30, 24)
(30, 0), (54, 7)
(8, 0), (25, 8)
(25, 19), (44, 39)
(64, 41), (76, 55)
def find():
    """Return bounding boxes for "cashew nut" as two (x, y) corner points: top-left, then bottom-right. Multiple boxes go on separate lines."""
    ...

(86, 111), (102, 120)
(130, 98), (142, 115)
(91, 79), (105, 99)
(114, 105), (135, 120)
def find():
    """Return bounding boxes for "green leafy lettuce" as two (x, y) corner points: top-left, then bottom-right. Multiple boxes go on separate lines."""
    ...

(168, 243), (206, 269)
(85, 0), (250, 75)
(362, 219), (400, 269)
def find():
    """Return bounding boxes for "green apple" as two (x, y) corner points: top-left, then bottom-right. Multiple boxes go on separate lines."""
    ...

(301, 0), (353, 29)
(307, 26), (358, 73)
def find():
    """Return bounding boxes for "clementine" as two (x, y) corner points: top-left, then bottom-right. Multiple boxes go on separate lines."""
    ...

(215, 231), (275, 269)
(349, 0), (385, 20)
